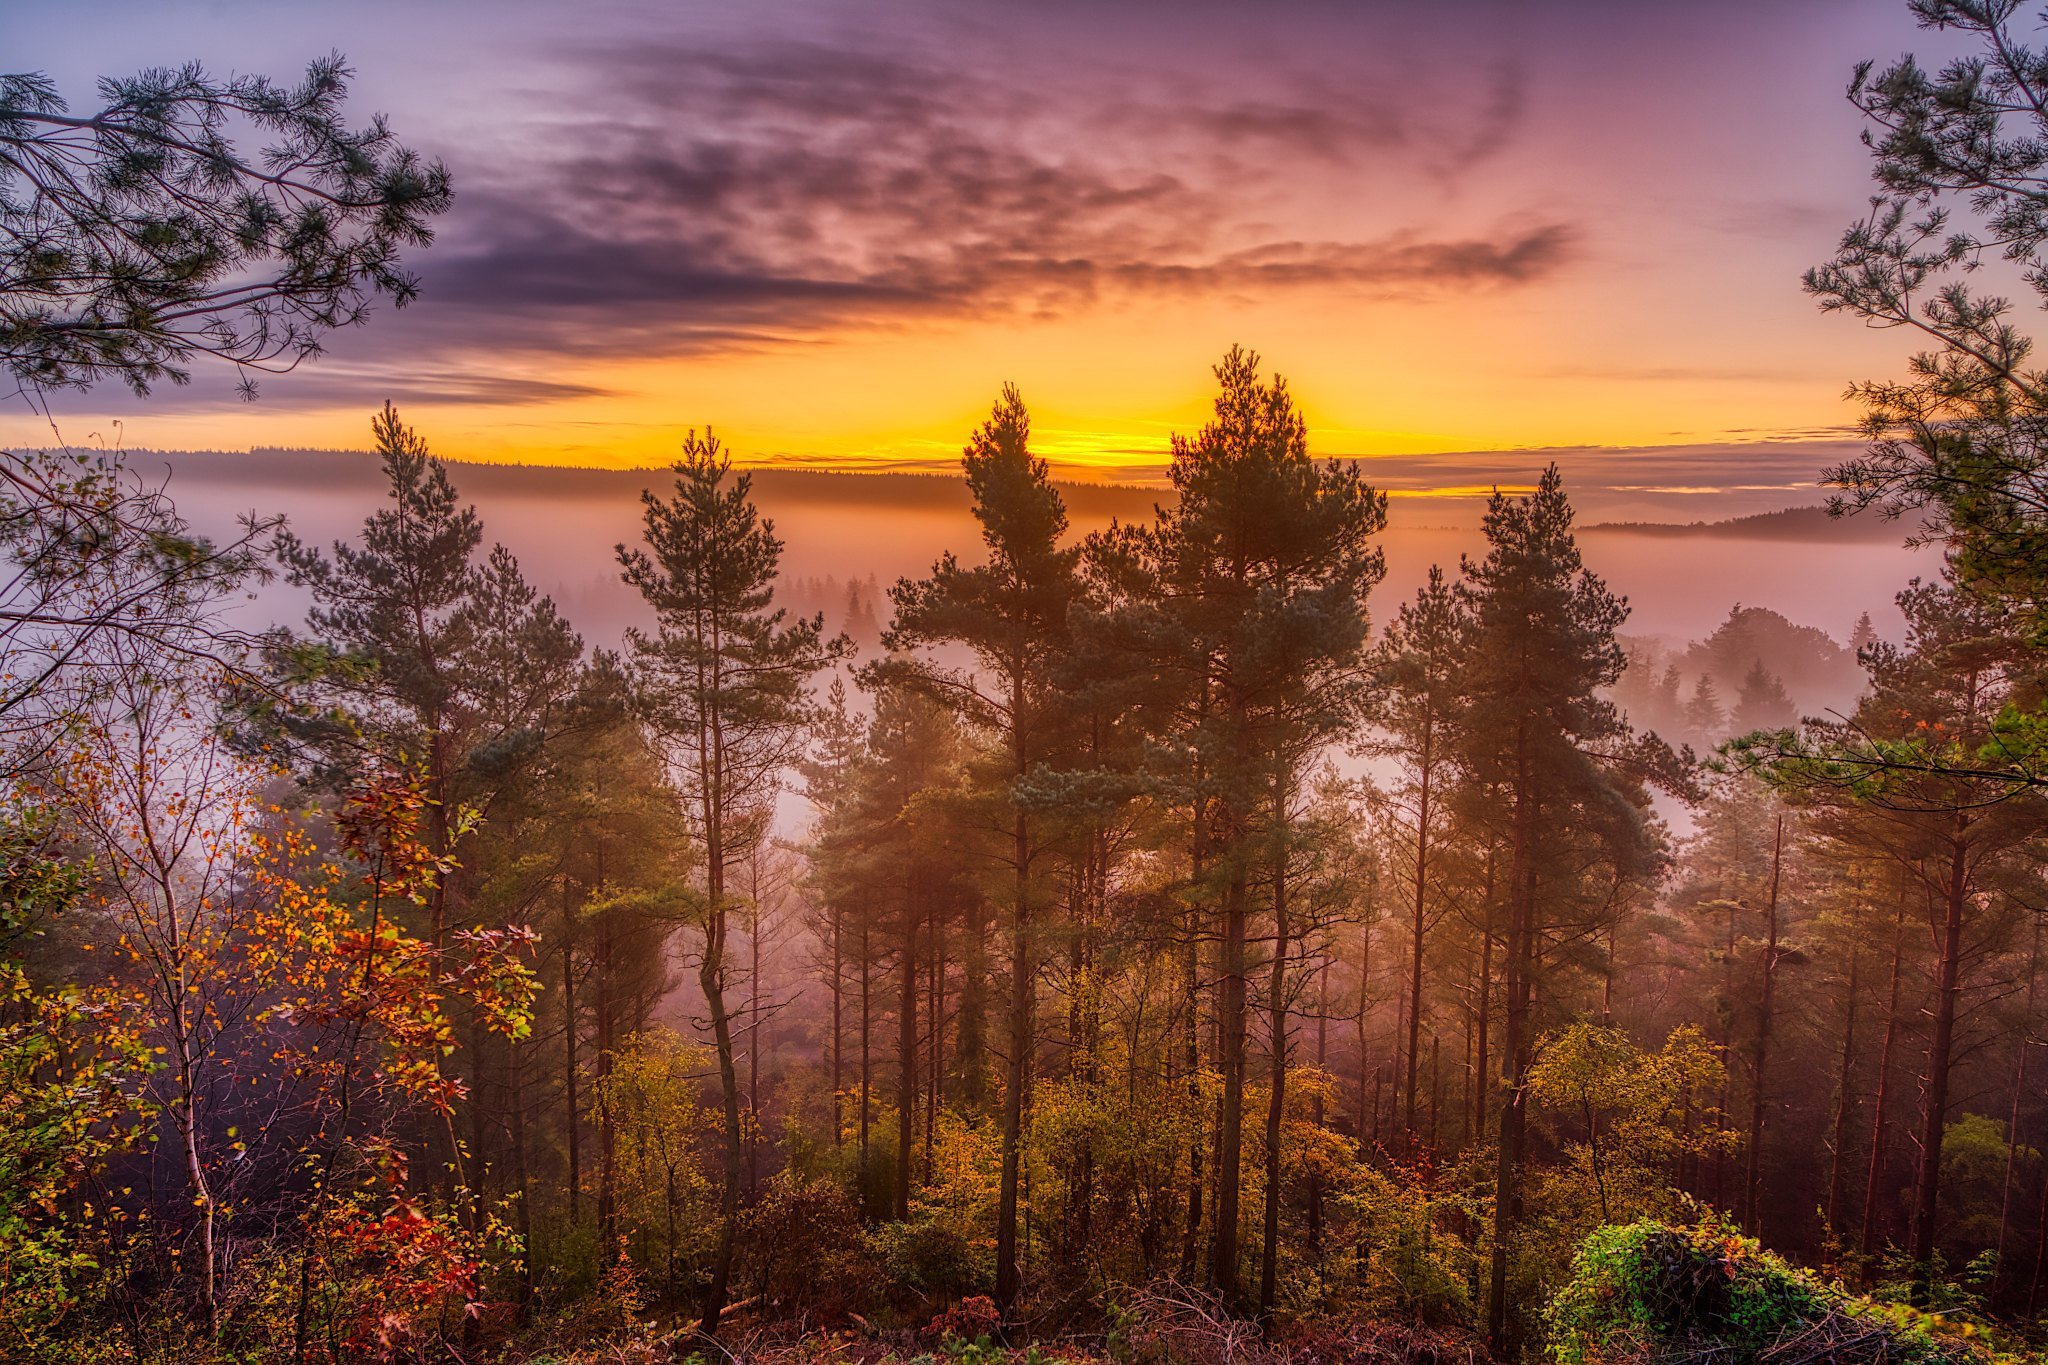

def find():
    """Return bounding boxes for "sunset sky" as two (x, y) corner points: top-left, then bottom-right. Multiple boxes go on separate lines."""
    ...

(5, 1), (1958, 505)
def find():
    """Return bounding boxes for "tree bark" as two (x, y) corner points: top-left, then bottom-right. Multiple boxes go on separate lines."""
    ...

(1908, 826), (1971, 1280)
(896, 892), (919, 1222)
(563, 889), (581, 1224)
(1258, 770), (1291, 1320)
(1826, 946), (1861, 1236)
(1743, 815), (1786, 1237)
(1404, 729), (1432, 1147)
(1487, 737), (1534, 1361)
(1861, 893), (1910, 1258)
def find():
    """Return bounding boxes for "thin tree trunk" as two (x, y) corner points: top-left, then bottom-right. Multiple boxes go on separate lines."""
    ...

(597, 906), (617, 1250)
(1996, 920), (2040, 1288)
(994, 804), (1033, 1309)
(749, 875), (763, 1197)
(831, 904), (845, 1149)
(927, 896), (944, 1184)
(1743, 815), (1786, 1236)
(1178, 874), (1206, 1284)
(1909, 827), (1972, 1279)
(510, 1035), (534, 1313)
(1258, 770), (1291, 1319)
(696, 903), (744, 1337)
(1404, 733), (1432, 1147)
(1487, 744), (1534, 1361)
(1309, 959), (1328, 1258)
(959, 894), (987, 1110)
(1862, 893), (1910, 1258)
(695, 701), (745, 1338)
(172, 1042), (217, 1338)
(994, 668), (1034, 1314)
(563, 888), (581, 1225)
(1826, 946), (1862, 1236)
(896, 892), (919, 1222)
(1356, 926), (1373, 1143)
(1430, 1033), (1443, 1152)
(860, 919), (872, 1196)
(1473, 851), (1497, 1144)
(1716, 895), (1737, 1208)
(1213, 861), (1249, 1304)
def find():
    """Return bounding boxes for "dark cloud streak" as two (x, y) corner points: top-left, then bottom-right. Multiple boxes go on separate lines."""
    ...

(373, 36), (1571, 364)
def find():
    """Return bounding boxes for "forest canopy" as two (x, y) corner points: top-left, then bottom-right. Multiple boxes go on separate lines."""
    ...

(7, 7), (2048, 1365)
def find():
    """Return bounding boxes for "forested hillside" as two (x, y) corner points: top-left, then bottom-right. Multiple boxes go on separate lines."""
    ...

(9, 4), (2048, 1365)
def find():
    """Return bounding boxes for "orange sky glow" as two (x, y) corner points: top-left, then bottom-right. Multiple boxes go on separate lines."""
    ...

(3, 1), (1960, 507)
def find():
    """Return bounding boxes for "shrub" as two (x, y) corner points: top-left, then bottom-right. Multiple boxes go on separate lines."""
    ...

(881, 1218), (984, 1300)
(737, 1174), (882, 1315)
(1339, 1167), (1477, 1328)
(1545, 1221), (1981, 1365)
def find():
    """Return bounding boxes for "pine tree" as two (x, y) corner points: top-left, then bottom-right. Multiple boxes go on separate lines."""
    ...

(1370, 565), (1466, 1150)
(1683, 674), (1726, 743)
(874, 384), (1082, 1311)
(1732, 659), (1796, 732)
(618, 430), (846, 1336)
(269, 405), (583, 1226)
(1452, 465), (1671, 1354)
(1740, 570), (2044, 1284)
(271, 403), (584, 942)
(1125, 348), (1386, 1308)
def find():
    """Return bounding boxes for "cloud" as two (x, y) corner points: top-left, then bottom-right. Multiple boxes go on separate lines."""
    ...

(383, 37), (1570, 362)
(286, 367), (619, 408)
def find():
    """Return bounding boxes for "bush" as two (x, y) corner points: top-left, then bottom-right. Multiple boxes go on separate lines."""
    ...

(881, 1218), (984, 1300)
(1338, 1167), (1477, 1328)
(1545, 1221), (1981, 1365)
(736, 1174), (882, 1315)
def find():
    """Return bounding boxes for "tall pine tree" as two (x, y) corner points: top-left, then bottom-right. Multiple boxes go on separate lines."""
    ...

(619, 430), (846, 1337)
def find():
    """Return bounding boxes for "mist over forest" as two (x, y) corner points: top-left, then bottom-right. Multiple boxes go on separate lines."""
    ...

(9, 5), (2048, 1365)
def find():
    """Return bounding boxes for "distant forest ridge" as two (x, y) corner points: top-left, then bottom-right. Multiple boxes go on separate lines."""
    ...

(100, 446), (1161, 519)
(81, 447), (1896, 540)
(1579, 503), (1923, 541)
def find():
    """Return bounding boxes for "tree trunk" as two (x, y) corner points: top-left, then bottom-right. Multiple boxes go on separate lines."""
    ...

(173, 1050), (217, 1338)
(1743, 815), (1785, 1236)
(1826, 946), (1861, 1236)
(896, 895), (919, 1222)
(1908, 827), (1971, 1280)
(1486, 744), (1534, 1361)
(1212, 862), (1249, 1304)
(927, 896), (944, 1184)
(1309, 959), (1328, 1259)
(1179, 879), (1206, 1284)
(749, 881), (763, 1197)
(959, 893), (987, 1110)
(1430, 1033), (1443, 1152)
(994, 664), (1034, 1314)
(831, 904), (845, 1149)
(1356, 926), (1374, 1144)
(563, 889), (582, 1225)
(1258, 771), (1291, 1320)
(1473, 850), (1497, 1144)
(695, 903), (744, 1337)
(1861, 893), (1909, 1258)
(510, 1034), (534, 1313)
(1996, 920), (2040, 1289)
(994, 795), (1034, 1311)
(1404, 733), (1432, 1147)
(597, 908), (617, 1250)
(860, 919), (872, 1196)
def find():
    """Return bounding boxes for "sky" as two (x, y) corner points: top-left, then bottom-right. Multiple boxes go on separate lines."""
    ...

(3, 0), (1967, 514)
